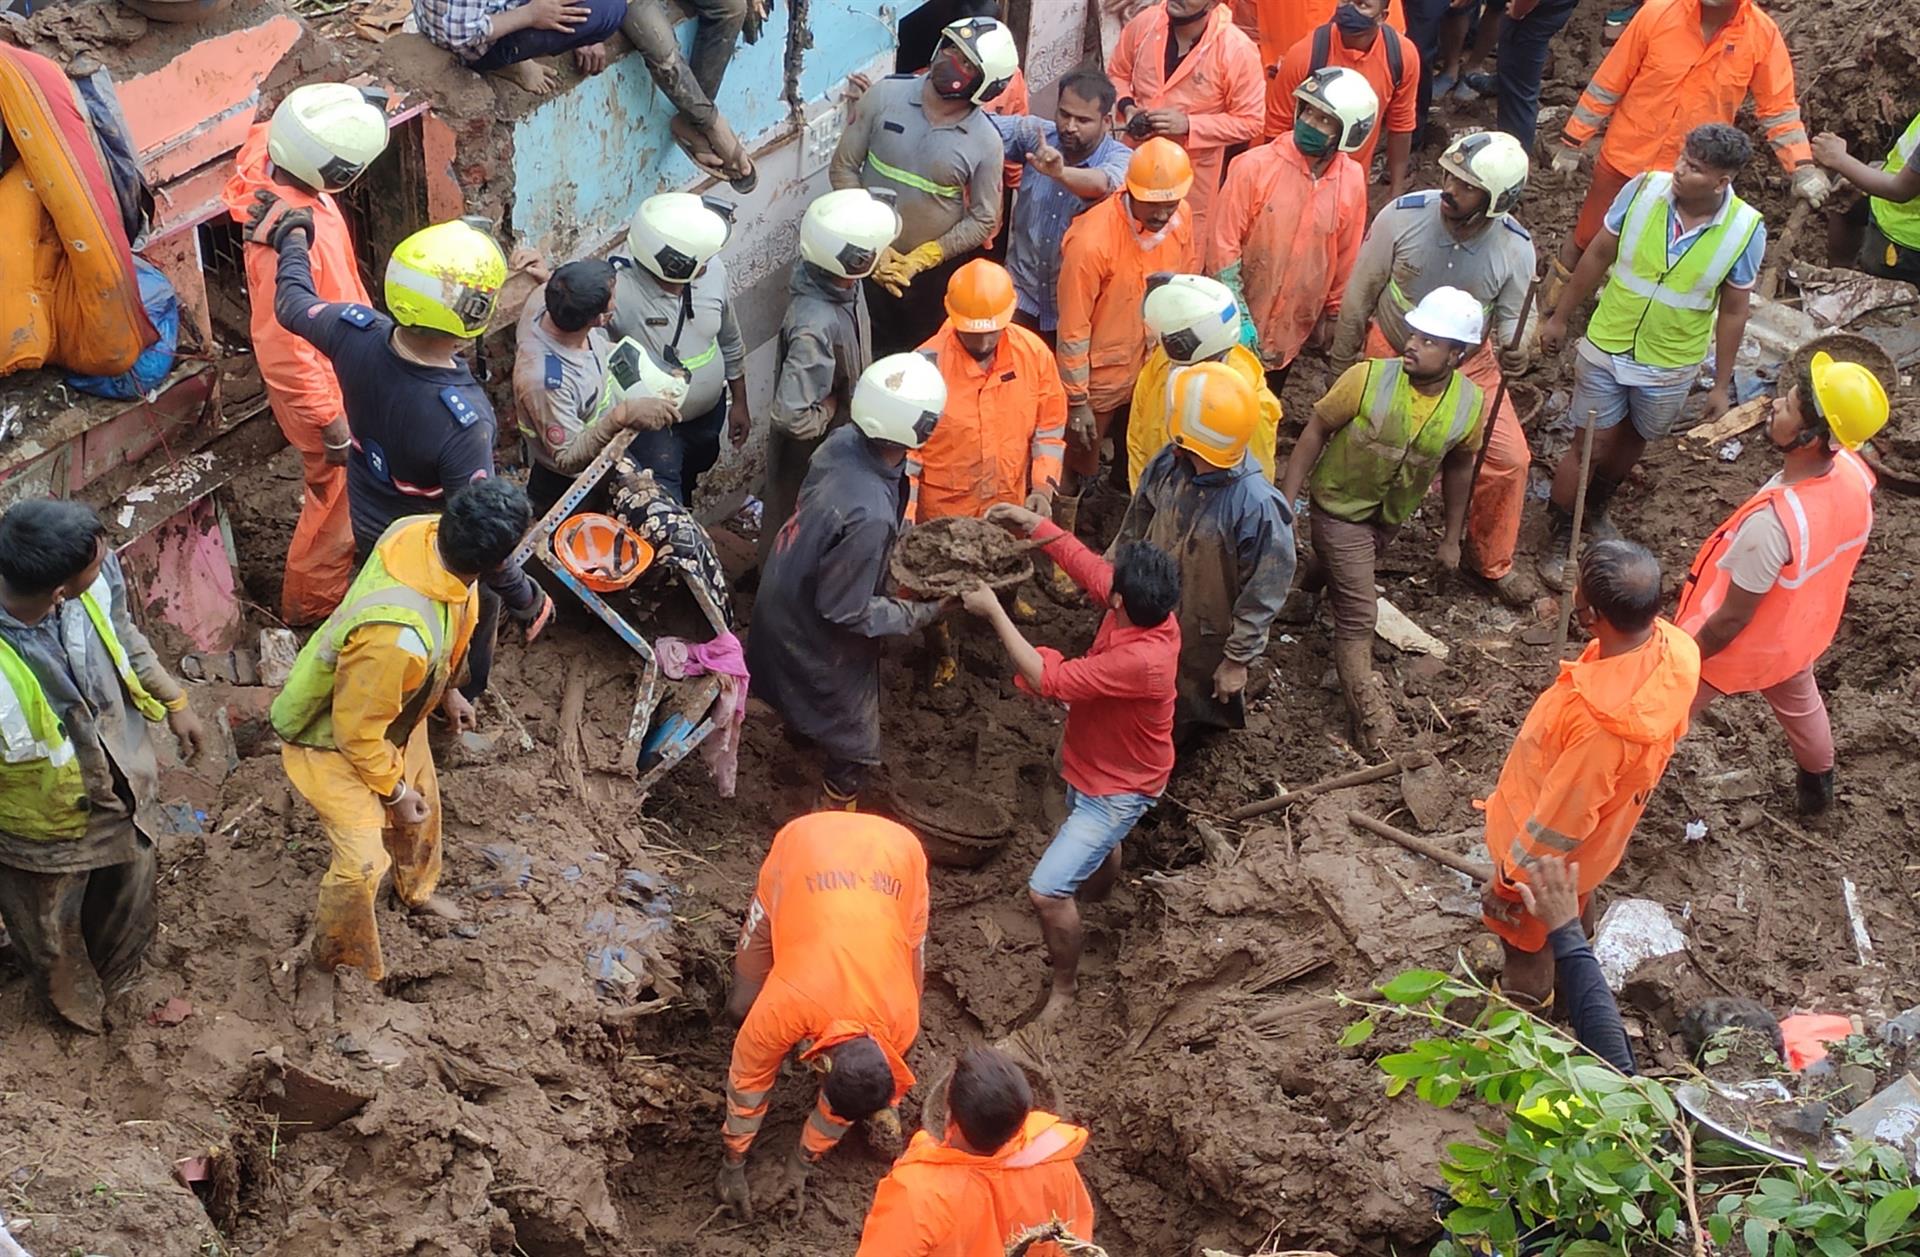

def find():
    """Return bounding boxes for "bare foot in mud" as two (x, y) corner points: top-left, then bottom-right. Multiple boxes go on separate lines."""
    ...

(295, 966), (335, 1031)
(1033, 984), (1076, 1028)
(491, 59), (558, 95)
(408, 895), (465, 922)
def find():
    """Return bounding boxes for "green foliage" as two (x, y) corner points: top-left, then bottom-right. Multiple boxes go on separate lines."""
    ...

(1337, 971), (1920, 1257)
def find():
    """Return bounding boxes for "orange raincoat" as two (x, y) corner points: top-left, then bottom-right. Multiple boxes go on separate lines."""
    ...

(1482, 618), (1700, 952)
(1563, 0), (1811, 179)
(1056, 192), (1197, 416)
(909, 321), (1066, 522)
(1108, 2), (1266, 246)
(855, 1111), (1095, 1257)
(1210, 138), (1367, 371)
(222, 124), (368, 624)
(724, 813), (928, 1161)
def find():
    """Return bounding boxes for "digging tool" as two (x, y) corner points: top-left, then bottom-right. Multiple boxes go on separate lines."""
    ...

(1398, 756), (1452, 830)
(1230, 753), (1437, 821)
(1553, 408), (1600, 660)
(1349, 810), (1491, 881)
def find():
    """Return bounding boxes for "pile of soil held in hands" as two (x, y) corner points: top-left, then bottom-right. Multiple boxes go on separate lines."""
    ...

(892, 515), (1036, 597)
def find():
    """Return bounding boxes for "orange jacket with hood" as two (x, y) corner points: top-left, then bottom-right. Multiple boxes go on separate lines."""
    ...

(855, 1111), (1095, 1257)
(221, 123), (370, 434)
(908, 321), (1066, 522)
(1056, 192), (1197, 413)
(1562, 0), (1810, 177)
(1482, 618), (1700, 902)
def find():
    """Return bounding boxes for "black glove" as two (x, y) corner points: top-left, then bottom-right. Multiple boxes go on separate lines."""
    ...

(244, 190), (315, 250)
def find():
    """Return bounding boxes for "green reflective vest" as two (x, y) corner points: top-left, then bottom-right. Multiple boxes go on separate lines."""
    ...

(0, 574), (167, 842)
(1311, 359), (1484, 527)
(1587, 173), (1762, 369)
(1869, 113), (1920, 251)
(271, 525), (456, 752)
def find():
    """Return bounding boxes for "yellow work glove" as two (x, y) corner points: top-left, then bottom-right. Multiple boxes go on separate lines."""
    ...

(874, 241), (944, 298)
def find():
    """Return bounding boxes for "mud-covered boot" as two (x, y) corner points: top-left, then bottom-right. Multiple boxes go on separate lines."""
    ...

(816, 781), (859, 812)
(1583, 475), (1623, 542)
(928, 621), (958, 690)
(1335, 637), (1395, 756)
(1043, 494), (1083, 603)
(1483, 567), (1540, 609)
(1007, 591), (1041, 625)
(1795, 768), (1835, 816)
(1537, 503), (1576, 592)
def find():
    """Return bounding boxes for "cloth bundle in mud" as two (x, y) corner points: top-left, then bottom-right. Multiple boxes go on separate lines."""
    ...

(606, 336), (690, 409)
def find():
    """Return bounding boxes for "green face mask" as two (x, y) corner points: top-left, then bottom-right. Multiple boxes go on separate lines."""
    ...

(1294, 118), (1334, 157)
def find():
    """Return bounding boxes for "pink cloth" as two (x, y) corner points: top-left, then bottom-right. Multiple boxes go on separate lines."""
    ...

(1689, 667), (1834, 773)
(658, 632), (750, 796)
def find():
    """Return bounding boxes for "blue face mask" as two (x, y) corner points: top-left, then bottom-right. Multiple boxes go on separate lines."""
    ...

(1294, 118), (1335, 157)
(1333, 2), (1378, 34)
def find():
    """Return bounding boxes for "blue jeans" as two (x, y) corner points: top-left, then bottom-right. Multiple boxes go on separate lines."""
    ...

(1029, 786), (1156, 899)
(466, 0), (627, 72)
(1491, 0), (1580, 150)
(626, 393), (727, 506)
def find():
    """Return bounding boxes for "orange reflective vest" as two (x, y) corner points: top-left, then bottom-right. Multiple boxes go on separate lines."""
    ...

(1057, 193), (1197, 413)
(1483, 619), (1699, 897)
(222, 125), (370, 433)
(909, 322), (1066, 522)
(1564, 0), (1810, 178)
(723, 813), (928, 1160)
(1210, 138), (1368, 370)
(1675, 450), (1875, 695)
(1107, 2), (1266, 247)
(855, 1111), (1094, 1257)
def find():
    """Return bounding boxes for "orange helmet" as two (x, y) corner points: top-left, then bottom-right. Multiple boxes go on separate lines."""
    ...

(1126, 137), (1194, 204)
(554, 513), (654, 592)
(1166, 361), (1257, 469)
(944, 258), (1017, 333)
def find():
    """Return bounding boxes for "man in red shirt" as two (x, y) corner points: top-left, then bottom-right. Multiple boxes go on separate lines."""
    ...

(960, 502), (1181, 1025)
(1265, 0), (1419, 199)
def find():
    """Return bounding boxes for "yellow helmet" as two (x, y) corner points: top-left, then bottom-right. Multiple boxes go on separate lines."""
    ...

(1166, 361), (1258, 469)
(384, 219), (508, 338)
(1809, 351), (1891, 449)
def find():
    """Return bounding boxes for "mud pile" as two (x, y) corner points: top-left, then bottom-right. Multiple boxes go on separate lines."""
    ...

(893, 514), (1038, 597)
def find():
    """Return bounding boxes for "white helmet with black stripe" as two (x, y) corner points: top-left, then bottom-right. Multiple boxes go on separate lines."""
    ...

(800, 188), (902, 280)
(268, 83), (390, 193)
(627, 193), (735, 283)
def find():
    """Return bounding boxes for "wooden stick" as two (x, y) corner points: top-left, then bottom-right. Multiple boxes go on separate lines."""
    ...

(1758, 201), (1811, 302)
(1462, 275), (1541, 518)
(1348, 810), (1491, 881)
(1554, 409), (1600, 660)
(1230, 754), (1433, 821)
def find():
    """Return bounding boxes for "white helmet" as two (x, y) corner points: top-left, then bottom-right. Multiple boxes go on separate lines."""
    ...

(800, 188), (901, 280)
(851, 352), (946, 448)
(607, 337), (691, 408)
(1293, 66), (1379, 155)
(1439, 130), (1529, 217)
(1142, 273), (1243, 364)
(627, 192), (734, 283)
(1405, 286), (1486, 347)
(268, 83), (389, 192)
(938, 16), (1020, 105)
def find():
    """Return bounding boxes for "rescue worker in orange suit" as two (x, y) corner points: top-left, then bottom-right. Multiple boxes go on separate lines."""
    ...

(1547, 0), (1823, 300)
(1676, 354), (1890, 816)
(1264, 0), (1418, 201)
(1124, 274), (1282, 487)
(717, 811), (929, 1222)
(1108, 0), (1266, 248)
(909, 260), (1066, 685)
(1480, 539), (1699, 1006)
(1054, 138), (1197, 531)
(1330, 131), (1540, 608)
(1245, 0), (1406, 83)
(270, 479), (531, 1025)
(0, 500), (205, 1034)
(1213, 67), (1375, 397)
(855, 1047), (1095, 1256)
(222, 84), (389, 625)
(1114, 363), (1295, 747)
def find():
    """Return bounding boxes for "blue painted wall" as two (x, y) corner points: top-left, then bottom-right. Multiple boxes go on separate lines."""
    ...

(510, 1), (912, 258)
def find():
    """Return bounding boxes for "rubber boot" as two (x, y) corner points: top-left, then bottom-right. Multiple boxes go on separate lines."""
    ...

(1795, 768), (1835, 816)
(1007, 592), (1041, 625)
(816, 782), (859, 812)
(1583, 474), (1622, 542)
(1043, 494), (1083, 603)
(1540, 257), (1574, 314)
(928, 620), (958, 689)
(1334, 637), (1395, 756)
(1537, 503), (1575, 592)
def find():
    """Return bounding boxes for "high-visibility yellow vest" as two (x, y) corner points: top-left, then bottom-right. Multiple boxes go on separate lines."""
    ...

(1869, 113), (1920, 251)
(0, 572), (167, 842)
(271, 521), (456, 752)
(1587, 172), (1762, 369)
(1311, 359), (1483, 526)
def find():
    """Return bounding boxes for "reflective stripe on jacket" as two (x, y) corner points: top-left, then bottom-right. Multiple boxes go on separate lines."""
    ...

(1310, 359), (1483, 526)
(1483, 618), (1698, 896)
(1870, 113), (1920, 251)
(1563, 0), (1810, 176)
(1676, 450), (1875, 694)
(1586, 173), (1761, 369)
(1056, 194), (1197, 412)
(854, 1111), (1095, 1256)
(908, 322), (1066, 521)
(1126, 345), (1281, 489)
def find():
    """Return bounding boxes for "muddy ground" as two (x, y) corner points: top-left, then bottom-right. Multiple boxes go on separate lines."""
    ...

(6, 4), (1920, 1255)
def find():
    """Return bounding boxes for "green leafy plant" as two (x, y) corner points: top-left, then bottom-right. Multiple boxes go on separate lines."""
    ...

(1337, 970), (1920, 1257)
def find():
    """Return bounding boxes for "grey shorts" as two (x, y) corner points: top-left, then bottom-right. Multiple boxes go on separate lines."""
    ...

(1571, 342), (1696, 442)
